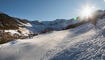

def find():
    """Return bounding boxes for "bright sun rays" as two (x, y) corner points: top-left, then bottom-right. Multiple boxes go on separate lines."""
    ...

(80, 5), (96, 19)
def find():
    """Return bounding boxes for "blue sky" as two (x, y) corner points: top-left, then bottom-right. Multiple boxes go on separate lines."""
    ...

(0, 0), (105, 21)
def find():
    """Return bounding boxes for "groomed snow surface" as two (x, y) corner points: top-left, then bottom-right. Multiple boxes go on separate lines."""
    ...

(1, 19), (105, 60)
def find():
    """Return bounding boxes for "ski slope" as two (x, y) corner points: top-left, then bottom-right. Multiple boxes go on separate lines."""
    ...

(0, 19), (105, 60)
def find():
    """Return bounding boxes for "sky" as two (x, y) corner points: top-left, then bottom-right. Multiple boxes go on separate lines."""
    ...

(0, 0), (105, 21)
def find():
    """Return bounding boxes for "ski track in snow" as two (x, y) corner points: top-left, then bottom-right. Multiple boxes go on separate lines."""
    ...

(1, 19), (105, 60)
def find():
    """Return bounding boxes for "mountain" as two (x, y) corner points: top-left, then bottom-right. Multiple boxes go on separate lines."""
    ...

(0, 10), (105, 60)
(0, 10), (105, 44)
(0, 12), (81, 44)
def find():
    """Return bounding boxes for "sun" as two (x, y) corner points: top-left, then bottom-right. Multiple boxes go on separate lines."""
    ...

(80, 5), (95, 19)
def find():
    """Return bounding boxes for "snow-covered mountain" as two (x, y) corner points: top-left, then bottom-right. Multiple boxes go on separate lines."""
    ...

(0, 10), (105, 60)
(0, 12), (81, 44)
(1, 10), (105, 36)
(0, 13), (105, 60)
(0, 12), (80, 34)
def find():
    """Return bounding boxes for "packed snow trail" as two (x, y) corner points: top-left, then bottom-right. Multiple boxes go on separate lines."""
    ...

(0, 19), (105, 60)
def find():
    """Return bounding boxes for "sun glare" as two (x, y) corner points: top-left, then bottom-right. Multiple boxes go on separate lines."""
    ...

(81, 5), (95, 19)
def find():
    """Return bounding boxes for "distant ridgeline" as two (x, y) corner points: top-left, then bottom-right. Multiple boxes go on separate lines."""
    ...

(0, 10), (105, 44)
(64, 10), (105, 29)
(73, 10), (105, 21)
(0, 10), (104, 30)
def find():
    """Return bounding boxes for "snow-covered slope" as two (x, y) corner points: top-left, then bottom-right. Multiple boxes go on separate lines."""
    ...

(24, 10), (105, 34)
(1, 10), (105, 38)
(1, 17), (105, 60)
(0, 12), (81, 37)
(26, 19), (80, 34)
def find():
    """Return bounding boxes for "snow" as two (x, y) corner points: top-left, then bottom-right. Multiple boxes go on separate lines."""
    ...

(16, 19), (32, 27)
(1, 11), (105, 60)
(5, 30), (20, 35)
(18, 27), (32, 36)
(0, 18), (105, 60)
(23, 23), (32, 27)
(26, 19), (80, 34)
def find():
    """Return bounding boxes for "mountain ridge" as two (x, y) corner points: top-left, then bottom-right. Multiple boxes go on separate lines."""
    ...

(0, 10), (105, 44)
(1, 12), (105, 60)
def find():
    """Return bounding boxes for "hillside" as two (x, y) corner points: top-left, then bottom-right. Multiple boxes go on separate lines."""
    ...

(0, 10), (105, 60)
(0, 15), (105, 60)
(0, 12), (82, 44)
(0, 10), (105, 44)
